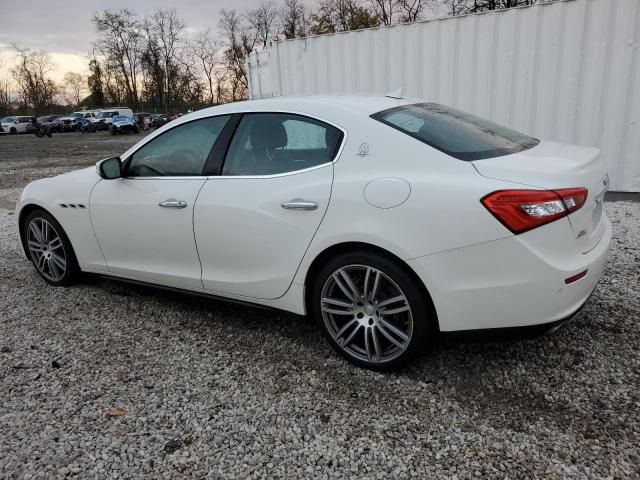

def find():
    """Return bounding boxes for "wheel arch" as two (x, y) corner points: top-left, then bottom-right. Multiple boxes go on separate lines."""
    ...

(303, 241), (439, 331)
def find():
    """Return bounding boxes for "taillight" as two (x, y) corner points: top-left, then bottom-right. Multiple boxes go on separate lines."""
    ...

(481, 188), (588, 234)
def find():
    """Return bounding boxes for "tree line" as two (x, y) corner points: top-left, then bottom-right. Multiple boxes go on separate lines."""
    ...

(1, 0), (549, 116)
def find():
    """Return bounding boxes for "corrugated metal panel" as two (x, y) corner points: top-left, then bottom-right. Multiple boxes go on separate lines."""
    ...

(247, 0), (640, 192)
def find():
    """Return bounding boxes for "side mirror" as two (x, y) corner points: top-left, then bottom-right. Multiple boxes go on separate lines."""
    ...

(97, 157), (122, 179)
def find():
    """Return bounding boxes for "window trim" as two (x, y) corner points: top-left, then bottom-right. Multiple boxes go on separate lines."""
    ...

(217, 111), (346, 179)
(121, 114), (234, 179)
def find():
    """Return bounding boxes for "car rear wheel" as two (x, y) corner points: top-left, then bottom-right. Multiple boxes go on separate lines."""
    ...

(23, 210), (79, 286)
(311, 251), (431, 370)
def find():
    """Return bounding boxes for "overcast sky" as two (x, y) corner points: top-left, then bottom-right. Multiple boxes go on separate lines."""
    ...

(0, 0), (264, 80)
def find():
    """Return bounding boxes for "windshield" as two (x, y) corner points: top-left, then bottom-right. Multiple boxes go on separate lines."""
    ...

(371, 103), (539, 161)
(113, 116), (129, 122)
(1, 117), (15, 123)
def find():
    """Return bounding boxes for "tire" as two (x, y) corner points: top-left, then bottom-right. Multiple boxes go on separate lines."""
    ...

(311, 250), (432, 370)
(10, 127), (17, 134)
(23, 209), (79, 286)
(110, 127), (116, 135)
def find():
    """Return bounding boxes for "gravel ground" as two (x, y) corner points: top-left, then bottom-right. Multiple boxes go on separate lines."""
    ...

(0, 133), (639, 479)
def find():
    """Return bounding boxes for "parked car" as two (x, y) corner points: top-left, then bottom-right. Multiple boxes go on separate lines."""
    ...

(1, 116), (35, 134)
(110, 116), (139, 135)
(93, 108), (134, 125)
(58, 111), (96, 132)
(133, 112), (152, 128)
(37, 115), (63, 133)
(79, 117), (109, 133)
(15, 96), (611, 369)
(149, 113), (171, 129)
(1, 117), (16, 133)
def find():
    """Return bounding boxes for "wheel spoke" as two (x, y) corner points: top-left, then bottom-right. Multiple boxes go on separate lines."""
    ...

(321, 306), (354, 315)
(377, 322), (405, 348)
(49, 237), (63, 251)
(364, 327), (373, 361)
(322, 297), (353, 309)
(381, 305), (410, 315)
(332, 273), (355, 302)
(42, 220), (49, 242)
(335, 318), (358, 340)
(338, 269), (361, 300)
(378, 318), (410, 343)
(341, 324), (361, 346)
(371, 326), (382, 361)
(369, 270), (380, 302)
(51, 253), (66, 271)
(377, 295), (406, 308)
(363, 267), (371, 300)
(48, 257), (60, 278)
(28, 240), (45, 252)
(29, 222), (43, 243)
(37, 253), (47, 272)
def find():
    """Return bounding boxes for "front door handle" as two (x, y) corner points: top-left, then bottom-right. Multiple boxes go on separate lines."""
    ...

(159, 199), (188, 209)
(281, 199), (319, 211)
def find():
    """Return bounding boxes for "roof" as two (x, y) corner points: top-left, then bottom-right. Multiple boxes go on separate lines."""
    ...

(194, 95), (416, 118)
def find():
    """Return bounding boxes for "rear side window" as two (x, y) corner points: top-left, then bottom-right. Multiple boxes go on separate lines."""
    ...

(371, 103), (539, 161)
(221, 113), (343, 176)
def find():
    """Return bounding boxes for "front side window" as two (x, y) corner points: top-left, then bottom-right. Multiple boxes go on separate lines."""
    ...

(371, 103), (539, 161)
(127, 115), (230, 177)
(222, 113), (342, 176)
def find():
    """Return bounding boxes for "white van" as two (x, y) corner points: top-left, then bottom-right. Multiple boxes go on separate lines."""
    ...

(93, 108), (134, 124)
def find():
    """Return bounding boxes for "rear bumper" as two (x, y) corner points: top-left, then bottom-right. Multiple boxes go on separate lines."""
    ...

(407, 215), (611, 332)
(439, 281), (595, 343)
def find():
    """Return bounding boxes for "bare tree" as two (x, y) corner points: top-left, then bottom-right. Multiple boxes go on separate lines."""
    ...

(63, 72), (85, 106)
(218, 8), (258, 101)
(146, 8), (185, 112)
(398, 0), (429, 22)
(309, 0), (379, 35)
(92, 9), (142, 107)
(369, 0), (397, 25)
(443, 0), (542, 15)
(281, 0), (307, 39)
(87, 50), (105, 107)
(247, 1), (279, 48)
(189, 29), (221, 104)
(11, 46), (58, 113)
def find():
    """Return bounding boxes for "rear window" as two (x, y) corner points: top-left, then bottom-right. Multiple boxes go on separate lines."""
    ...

(371, 103), (539, 161)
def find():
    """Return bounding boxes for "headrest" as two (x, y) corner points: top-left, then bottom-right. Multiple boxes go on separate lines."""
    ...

(249, 117), (287, 150)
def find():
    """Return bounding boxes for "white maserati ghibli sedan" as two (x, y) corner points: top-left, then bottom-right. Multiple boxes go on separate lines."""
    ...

(16, 96), (611, 369)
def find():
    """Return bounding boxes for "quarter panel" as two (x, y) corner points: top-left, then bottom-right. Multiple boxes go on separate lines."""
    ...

(292, 120), (518, 286)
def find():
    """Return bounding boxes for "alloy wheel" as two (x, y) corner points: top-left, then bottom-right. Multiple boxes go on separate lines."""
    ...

(26, 217), (67, 282)
(320, 264), (413, 364)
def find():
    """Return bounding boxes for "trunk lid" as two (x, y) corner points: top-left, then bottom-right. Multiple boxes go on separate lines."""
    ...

(473, 141), (609, 252)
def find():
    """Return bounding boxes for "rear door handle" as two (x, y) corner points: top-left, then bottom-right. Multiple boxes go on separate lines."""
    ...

(281, 199), (318, 211)
(159, 199), (188, 209)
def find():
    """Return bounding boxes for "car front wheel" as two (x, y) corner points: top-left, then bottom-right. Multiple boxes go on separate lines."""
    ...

(312, 251), (432, 369)
(23, 210), (79, 286)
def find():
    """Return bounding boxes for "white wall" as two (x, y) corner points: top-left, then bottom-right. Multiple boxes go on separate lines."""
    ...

(247, 0), (640, 192)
